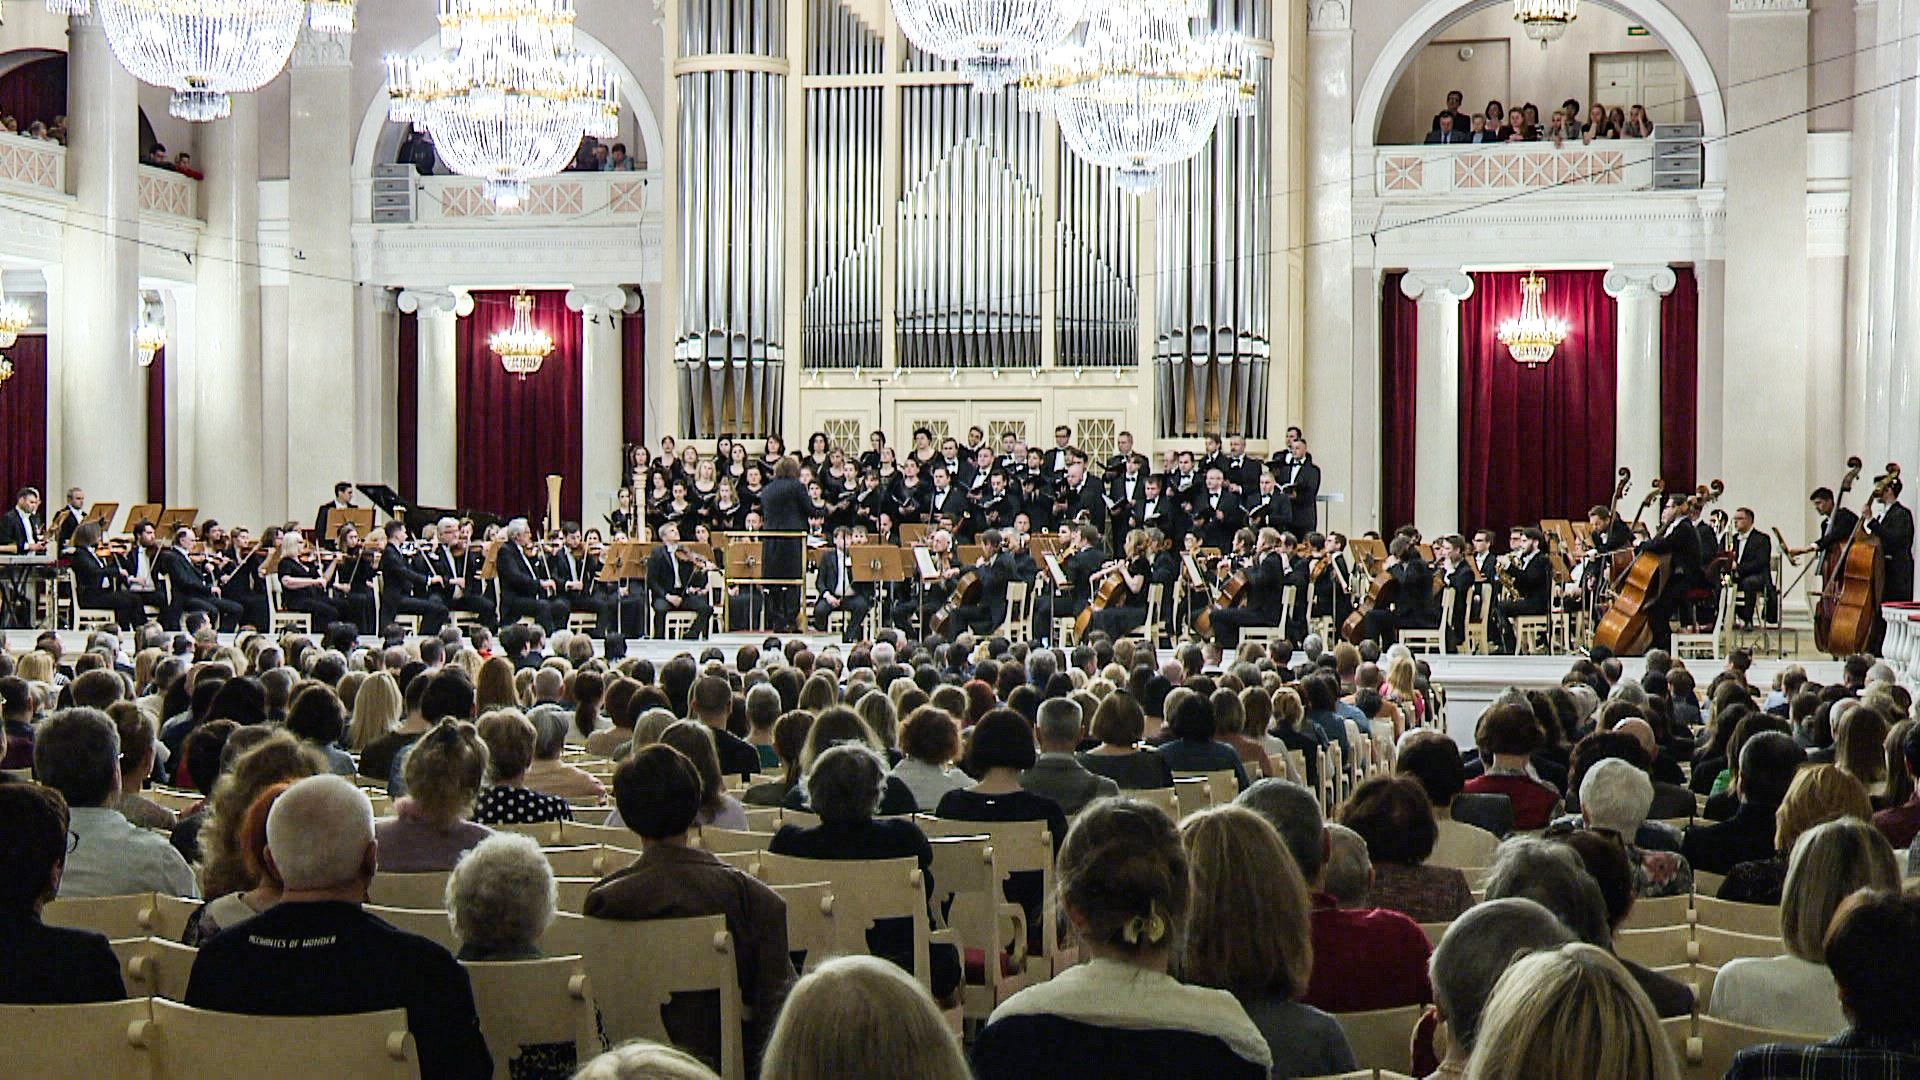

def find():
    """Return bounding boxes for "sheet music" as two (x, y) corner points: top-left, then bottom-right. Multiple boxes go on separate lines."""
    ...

(914, 546), (939, 580)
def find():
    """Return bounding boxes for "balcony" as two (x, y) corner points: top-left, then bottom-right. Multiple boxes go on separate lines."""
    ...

(1370, 142), (1655, 199)
(410, 170), (662, 223)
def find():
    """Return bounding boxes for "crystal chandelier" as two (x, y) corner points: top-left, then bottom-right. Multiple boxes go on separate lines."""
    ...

(890, 0), (1089, 92)
(386, 0), (620, 211)
(1498, 272), (1567, 367)
(1020, 0), (1255, 194)
(1513, 0), (1578, 44)
(0, 284), (29, 350)
(136, 321), (167, 367)
(0, 354), (11, 385)
(490, 292), (555, 378)
(61, 0), (356, 122)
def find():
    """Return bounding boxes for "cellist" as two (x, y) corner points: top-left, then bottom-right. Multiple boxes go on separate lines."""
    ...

(1360, 534), (1437, 646)
(1205, 527), (1285, 649)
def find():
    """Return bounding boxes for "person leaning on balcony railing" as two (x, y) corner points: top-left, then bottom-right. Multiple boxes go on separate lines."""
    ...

(1424, 113), (1470, 146)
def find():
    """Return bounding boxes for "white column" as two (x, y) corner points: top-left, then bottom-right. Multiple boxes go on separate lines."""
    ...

(398, 289), (467, 508)
(60, 14), (144, 503)
(568, 286), (633, 523)
(1304, 0), (1358, 534)
(1723, 0), (1812, 546)
(286, 27), (359, 524)
(1604, 265), (1677, 489)
(193, 93), (263, 523)
(1401, 270), (1473, 537)
(1864, 0), (1920, 473)
(159, 287), (197, 501)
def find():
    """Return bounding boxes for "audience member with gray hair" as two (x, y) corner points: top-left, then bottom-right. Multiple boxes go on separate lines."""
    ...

(1235, 779), (1432, 1012)
(446, 832), (556, 961)
(522, 702), (606, 799)
(1020, 698), (1118, 815)
(1428, 898), (1575, 1076)
(184, 774), (493, 1080)
(35, 708), (198, 899)
(1322, 824), (1372, 908)
(1579, 757), (1694, 898)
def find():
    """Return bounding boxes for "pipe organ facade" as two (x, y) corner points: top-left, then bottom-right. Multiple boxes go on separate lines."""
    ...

(664, 0), (1302, 449)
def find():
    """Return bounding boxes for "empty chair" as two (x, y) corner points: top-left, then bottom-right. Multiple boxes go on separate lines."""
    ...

(148, 999), (418, 1080)
(461, 957), (599, 1080)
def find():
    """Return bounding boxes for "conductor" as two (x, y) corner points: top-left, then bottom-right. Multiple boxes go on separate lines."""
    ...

(759, 456), (827, 632)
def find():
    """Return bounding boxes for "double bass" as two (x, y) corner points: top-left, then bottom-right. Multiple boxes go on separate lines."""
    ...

(1814, 457), (1881, 657)
(1594, 479), (1669, 655)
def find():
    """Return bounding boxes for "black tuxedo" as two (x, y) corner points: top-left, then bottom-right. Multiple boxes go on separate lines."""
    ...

(812, 548), (873, 642)
(953, 550), (1017, 636)
(1868, 502), (1916, 602)
(1244, 491), (1284, 532)
(71, 548), (148, 628)
(762, 476), (826, 631)
(1438, 560), (1476, 649)
(497, 543), (569, 631)
(1056, 480), (1107, 531)
(376, 548), (449, 634)
(977, 487), (1023, 533)
(1590, 520), (1635, 553)
(1492, 550), (1553, 654)
(423, 545), (496, 628)
(646, 545), (712, 637)
(1108, 474), (1147, 534)
(1814, 508), (1860, 553)
(929, 486), (971, 535)
(1218, 455), (1261, 496)
(0, 507), (41, 552)
(1639, 519), (1706, 652)
(156, 548), (244, 630)
(1191, 490), (1243, 551)
(1208, 549), (1282, 648)
(1728, 528), (1777, 622)
(1363, 557), (1437, 645)
(1273, 457), (1321, 533)
(1135, 495), (1183, 544)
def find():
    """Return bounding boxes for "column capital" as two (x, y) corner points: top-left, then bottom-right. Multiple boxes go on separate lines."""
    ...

(566, 285), (639, 316)
(1308, 0), (1352, 31)
(1400, 269), (1474, 303)
(396, 288), (472, 317)
(1603, 264), (1678, 299)
(292, 26), (353, 70)
(1730, 0), (1807, 12)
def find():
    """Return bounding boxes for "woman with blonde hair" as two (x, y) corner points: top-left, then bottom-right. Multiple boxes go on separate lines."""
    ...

(474, 656), (518, 712)
(1708, 816), (1899, 1035)
(797, 671), (839, 716)
(185, 781), (297, 945)
(1385, 655), (1427, 728)
(1719, 764), (1873, 904)
(1179, 806), (1356, 1077)
(1466, 943), (1680, 1080)
(195, 732), (323, 901)
(376, 719), (493, 872)
(346, 671), (403, 753)
(1836, 702), (1892, 799)
(761, 955), (969, 1080)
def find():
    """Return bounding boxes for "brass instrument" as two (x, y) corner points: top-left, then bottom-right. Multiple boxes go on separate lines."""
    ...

(1495, 552), (1522, 604)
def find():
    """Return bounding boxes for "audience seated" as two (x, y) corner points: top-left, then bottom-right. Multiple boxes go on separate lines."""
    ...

(285, 683), (356, 775)
(1467, 943), (1680, 1079)
(1424, 898), (1575, 1080)
(1462, 703), (1561, 829)
(1020, 698), (1119, 815)
(656, 719), (750, 829)
(1178, 805), (1358, 1077)
(575, 1039), (721, 1080)
(1710, 817), (1900, 1037)
(1721, 764), (1873, 905)
(1237, 778), (1433, 1012)
(376, 719), (493, 872)
(586, 742), (793, 1069)
(1075, 690), (1176, 789)
(35, 707), (199, 898)
(447, 832), (555, 962)
(971, 798), (1271, 1078)
(522, 702), (607, 799)
(0, 782), (128, 1004)
(760, 955), (970, 1080)
(187, 779), (298, 945)
(1684, 731), (1808, 876)
(1574, 758), (1693, 898)
(888, 706), (967, 810)
(781, 706), (917, 815)
(1339, 775), (1473, 923)
(184, 774), (492, 1079)
(744, 710), (812, 807)
(1397, 731), (1499, 869)
(105, 702), (175, 830)
(1481, 836), (1691, 1018)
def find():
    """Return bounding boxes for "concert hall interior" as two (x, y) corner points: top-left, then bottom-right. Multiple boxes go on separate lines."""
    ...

(3, 0), (1920, 1076)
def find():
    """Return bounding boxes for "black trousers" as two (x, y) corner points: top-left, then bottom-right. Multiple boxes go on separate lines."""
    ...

(653, 593), (711, 637)
(171, 594), (244, 632)
(1208, 607), (1275, 649)
(78, 587), (149, 630)
(502, 593), (570, 632)
(1735, 573), (1777, 624)
(386, 593), (449, 635)
(813, 593), (872, 642)
(1087, 604), (1146, 641)
(285, 591), (348, 627)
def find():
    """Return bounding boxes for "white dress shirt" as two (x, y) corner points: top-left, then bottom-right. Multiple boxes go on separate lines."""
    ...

(59, 805), (200, 899)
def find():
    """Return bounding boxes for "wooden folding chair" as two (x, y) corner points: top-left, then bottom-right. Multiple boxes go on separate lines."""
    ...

(755, 853), (935, 992)
(768, 881), (839, 974)
(1616, 925), (1692, 968)
(1173, 769), (1238, 808)
(45, 892), (165, 941)
(1621, 893), (1693, 931)
(115, 936), (200, 1002)
(1693, 926), (1786, 968)
(367, 904), (462, 954)
(1666, 1013), (1822, 1080)
(495, 820), (567, 845)
(1692, 896), (1781, 937)
(1332, 1004), (1422, 1074)
(367, 870), (453, 911)
(924, 834), (1034, 1022)
(562, 820), (638, 846)
(540, 844), (615, 878)
(580, 914), (745, 1080)
(0, 998), (154, 1080)
(1130, 785), (1180, 819)
(553, 877), (598, 914)
(147, 999), (416, 1080)
(461, 956), (601, 1080)
(696, 826), (775, 855)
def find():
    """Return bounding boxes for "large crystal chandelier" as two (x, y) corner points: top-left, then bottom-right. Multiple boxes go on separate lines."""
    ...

(136, 321), (167, 367)
(1021, 0), (1255, 194)
(386, 0), (620, 211)
(1498, 272), (1567, 367)
(56, 0), (356, 121)
(890, 0), (1089, 92)
(1513, 0), (1578, 44)
(490, 292), (555, 378)
(0, 283), (29, 350)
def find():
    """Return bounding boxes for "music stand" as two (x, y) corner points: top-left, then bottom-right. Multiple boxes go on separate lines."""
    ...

(723, 540), (767, 632)
(157, 507), (198, 534)
(123, 503), (162, 535)
(480, 539), (505, 581)
(852, 545), (907, 638)
(900, 523), (932, 546)
(83, 502), (118, 533)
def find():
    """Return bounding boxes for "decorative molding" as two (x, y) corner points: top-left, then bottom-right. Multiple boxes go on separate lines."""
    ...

(292, 26), (352, 69)
(1730, 0), (1807, 11)
(1399, 269), (1474, 302)
(1602, 264), (1678, 298)
(0, 135), (63, 192)
(395, 288), (471, 316)
(136, 167), (197, 219)
(1307, 0), (1351, 30)
(565, 285), (636, 315)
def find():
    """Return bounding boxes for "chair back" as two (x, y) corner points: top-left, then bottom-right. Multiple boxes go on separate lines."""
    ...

(913, 815), (1059, 965)
(768, 881), (838, 973)
(147, 998), (417, 1080)
(367, 871), (453, 911)
(0, 998), (154, 1080)
(115, 936), (199, 1002)
(696, 827), (774, 855)
(44, 892), (163, 940)
(561, 820), (636, 846)
(461, 957), (599, 1080)
(755, 852), (930, 990)
(1667, 1013), (1823, 1080)
(495, 820), (567, 845)
(579, 914), (744, 1080)
(1692, 895), (1781, 937)
(1694, 925), (1786, 968)
(539, 844), (616, 878)
(1130, 785), (1179, 818)
(1172, 769), (1237, 808)
(1621, 893), (1692, 930)
(1616, 925), (1692, 968)
(367, 905), (463, 954)
(553, 876), (597, 914)
(1332, 1004), (1422, 1074)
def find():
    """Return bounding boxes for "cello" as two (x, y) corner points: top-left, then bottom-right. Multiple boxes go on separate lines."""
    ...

(1594, 479), (1669, 655)
(1814, 457), (1881, 657)
(1342, 566), (1399, 645)
(1192, 568), (1249, 639)
(927, 568), (982, 640)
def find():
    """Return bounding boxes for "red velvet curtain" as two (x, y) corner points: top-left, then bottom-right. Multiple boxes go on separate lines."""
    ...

(1458, 270), (1618, 533)
(0, 56), (66, 132)
(454, 291), (582, 523)
(621, 298), (646, 446)
(396, 310), (418, 504)
(1659, 266), (1699, 494)
(1380, 272), (1420, 533)
(146, 348), (165, 502)
(0, 335), (47, 503)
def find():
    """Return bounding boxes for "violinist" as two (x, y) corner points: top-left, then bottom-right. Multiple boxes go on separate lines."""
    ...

(498, 518), (570, 632)
(1309, 531), (1355, 628)
(1728, 508), (1777, 626)
(158, 527), (246, 631)
(1361, 534), (1437, 646)
(1432, 534), (1476, 650)
(814, 526), (874, 643)
(950, 528), (1018, 637)
(1865, 475), (1914, 603)
(1636, 498), (1706, 653)
(1205, 527), (1285, 649)
(1146, 528), (1178, 592)
(646, 522), (712, 637)
(1030, 524), (1104, 640)
(120, 519), (160, 611)
(275, 531), (348, 627)
(330, 524), (378, 632)
(371, 524), (450, 635)
(890, 528), (962, 633)
(551, 523), (612, 638)
(424, 516), (497, 629)
(1084, 529), (1154, 640)
(218, 527), (271, 633)
(70, 521), (148, 629)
